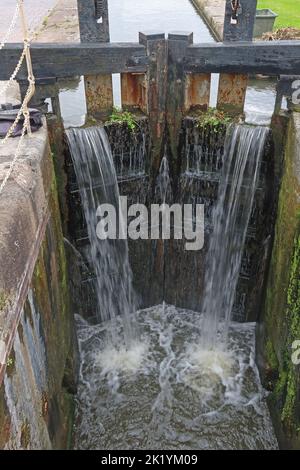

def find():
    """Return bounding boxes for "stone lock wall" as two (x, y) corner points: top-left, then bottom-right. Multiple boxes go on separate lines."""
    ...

(257, 112), (300, 450)
(0, 122), (78, 449)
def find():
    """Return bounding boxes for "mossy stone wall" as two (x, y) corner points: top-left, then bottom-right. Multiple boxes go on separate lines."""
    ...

(257, 112), (300, 449)
(0, 135), (78, 449)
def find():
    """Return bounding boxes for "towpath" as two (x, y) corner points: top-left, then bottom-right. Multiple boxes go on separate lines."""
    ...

(0, 0), (79, 43)
(191, 0), (225, 40)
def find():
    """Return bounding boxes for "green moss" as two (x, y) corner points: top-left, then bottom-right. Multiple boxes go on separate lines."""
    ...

(0, 389), (11, 448)
(106, 107), (137, 132)
(50, 171), (69, 318)
(6, 349), (16, 378)
(0, 290), (9, 312)
(261, 116), (300, 446)
(274, 369), (288, 399)
(287, 235), (300, 337)
(270, 234), (300, 431)
(20, 420), (31, 449)
(280, 235), (300, 428)
(266, 338), (278, 370)
(195, 108), (233, 132)
(282, 369), (297, 426)
(42, 17), (49, 28)
(51, 151), (63, 198)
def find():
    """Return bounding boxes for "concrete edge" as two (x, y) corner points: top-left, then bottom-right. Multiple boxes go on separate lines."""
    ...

(190, 0), (224, 41)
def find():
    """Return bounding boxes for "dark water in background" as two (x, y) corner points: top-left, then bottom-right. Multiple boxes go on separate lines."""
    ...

(59, 0), (279, 127)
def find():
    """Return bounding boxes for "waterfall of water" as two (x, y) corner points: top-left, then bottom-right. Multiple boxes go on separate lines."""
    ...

(106, 120), (148, 181)
(155, 154), (172, 204)
(66, 126), (137, 346)
(201, 124), (269, 350)
(185, 124), (225, 178)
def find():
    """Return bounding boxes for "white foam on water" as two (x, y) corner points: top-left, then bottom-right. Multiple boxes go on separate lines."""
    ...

(186, 347), (234, 376)
(95, 341), (148, 375)
(74, 305), (278, 450)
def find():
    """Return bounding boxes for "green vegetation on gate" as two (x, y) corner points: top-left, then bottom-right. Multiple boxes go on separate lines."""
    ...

(107, 108), (137, 132)
(257, 0), (300, 29)
(195, 108), (233, 132)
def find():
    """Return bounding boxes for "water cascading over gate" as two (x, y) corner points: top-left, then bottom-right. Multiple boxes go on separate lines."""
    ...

(66, 127), (137, 346)
(200, 124), (269, 350)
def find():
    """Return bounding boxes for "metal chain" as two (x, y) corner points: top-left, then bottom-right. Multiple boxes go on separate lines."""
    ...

(19, 1), (36, 135)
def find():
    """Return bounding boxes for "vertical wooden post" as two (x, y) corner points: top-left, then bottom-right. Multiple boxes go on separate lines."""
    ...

(223, 0), (257, 42)
(139, 32), (167, 179)
(167, 32), (193, 185)
(217, 0), (257, 115)
(77, 0), (113, 117)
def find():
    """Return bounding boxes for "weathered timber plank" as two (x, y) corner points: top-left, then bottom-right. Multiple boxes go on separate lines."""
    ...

(223, 0), (257, 42)
(184, 73), (211, 112)
(218, 0), (257, 114)
(139, 32), (168, 178)
(185, 41), (300, 75)
(77, 0), (110, 43)
(1, 43), (148, 80)
(217, 73), (248, 114)
(167, 33), (193, 188)
(3, 41), (299, 80)
(78, 0), (113, 116)
(121, 73), (147, 112)
(85, 74), (113, 116)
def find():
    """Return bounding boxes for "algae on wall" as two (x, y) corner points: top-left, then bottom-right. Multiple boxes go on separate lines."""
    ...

(257, 112), (300, 449)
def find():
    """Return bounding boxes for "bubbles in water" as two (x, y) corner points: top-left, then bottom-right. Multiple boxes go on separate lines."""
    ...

(74, 305), (278, 450)
(96, 342), (148, 375)
(186, 346), (234, 378)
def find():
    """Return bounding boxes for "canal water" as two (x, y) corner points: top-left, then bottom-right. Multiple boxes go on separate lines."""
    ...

(69, 120), (279, 449)
(74, 305), (278, 450)
(68, 0), (279, 450)
(59, 0), (279, 127)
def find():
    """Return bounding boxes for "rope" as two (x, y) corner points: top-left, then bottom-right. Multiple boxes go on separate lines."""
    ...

(19, 0), (36, 135)
(0, 124), (27, 195)
(0, 44), (27, 98)
(0, 0), (36, 196)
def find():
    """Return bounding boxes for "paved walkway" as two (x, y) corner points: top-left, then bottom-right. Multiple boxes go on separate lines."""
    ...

(191, 0), (225, 40)
(37, 0), (79, 42)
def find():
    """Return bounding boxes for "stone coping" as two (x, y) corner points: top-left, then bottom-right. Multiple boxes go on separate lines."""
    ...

(0, 102), (51, 382)
(190, 0), (225, 41)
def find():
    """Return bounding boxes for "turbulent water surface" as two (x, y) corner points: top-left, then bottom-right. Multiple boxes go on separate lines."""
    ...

(74, 304), (278, 450)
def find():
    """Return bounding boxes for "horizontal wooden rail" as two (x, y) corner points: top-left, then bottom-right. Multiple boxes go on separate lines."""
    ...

(1, 42), (148, 80)
(1, 40), (300, 83)
(185, 41), (300, 75)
